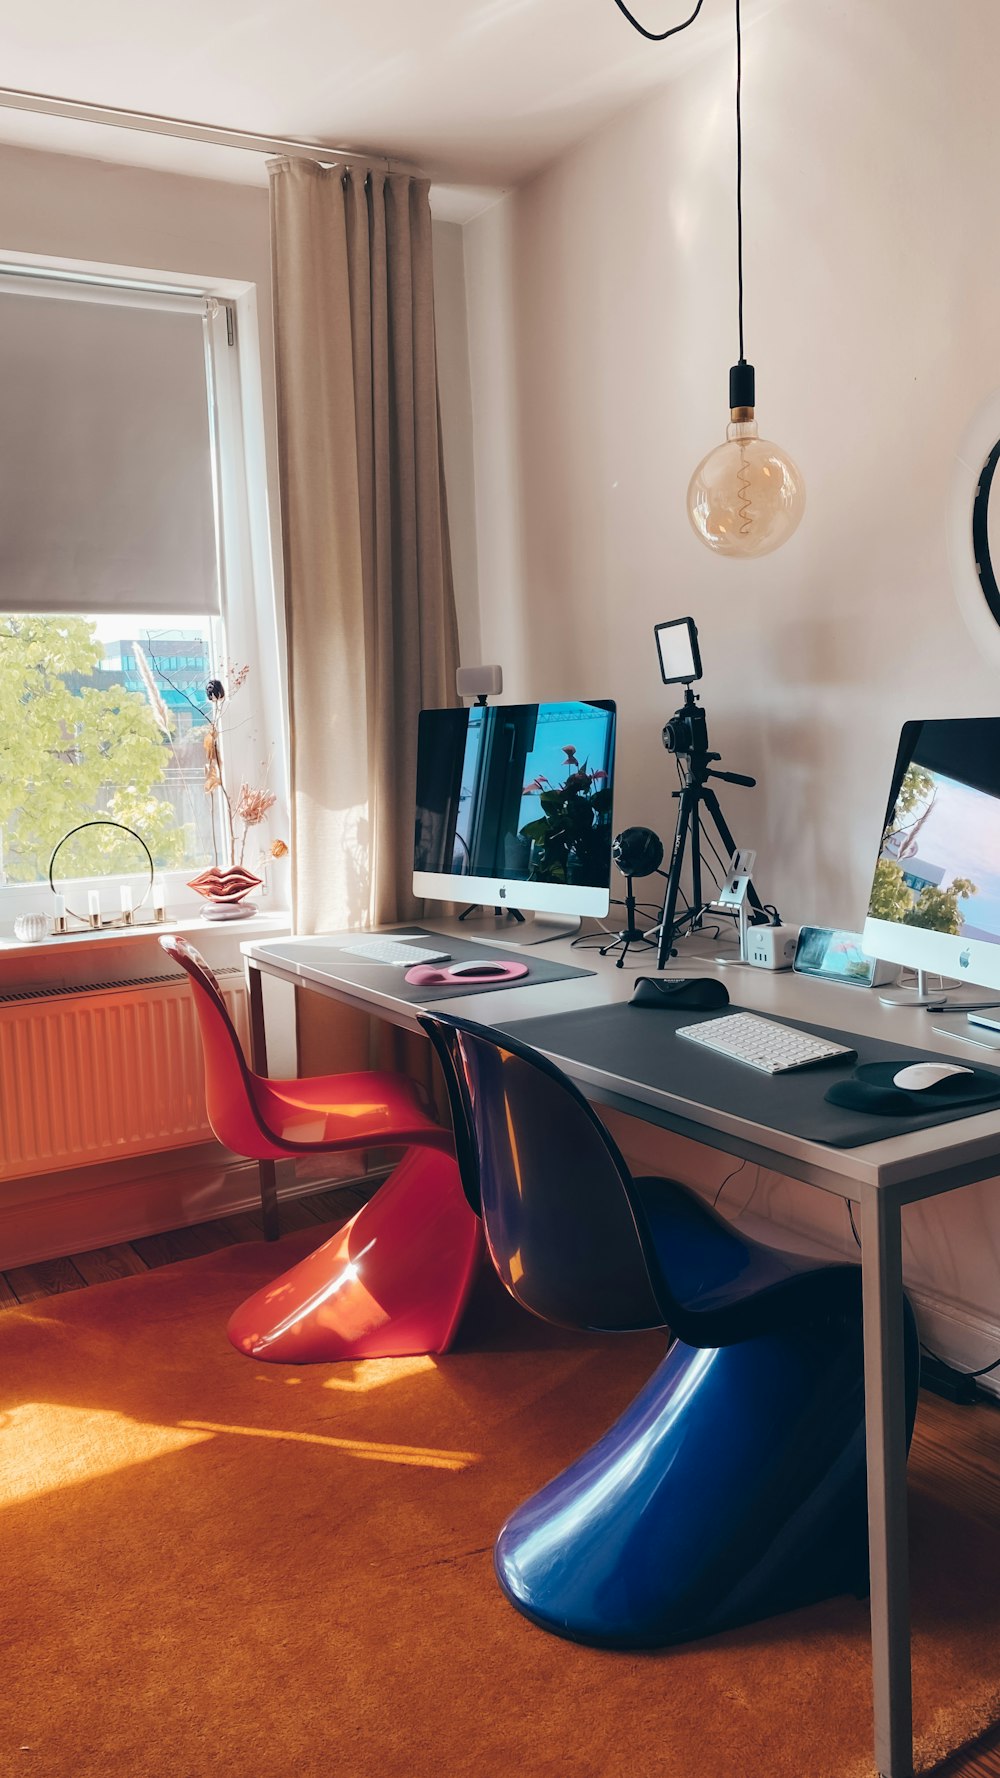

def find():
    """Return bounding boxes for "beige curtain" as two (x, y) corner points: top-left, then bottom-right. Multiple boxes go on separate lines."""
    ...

(269, 156), (460, 937)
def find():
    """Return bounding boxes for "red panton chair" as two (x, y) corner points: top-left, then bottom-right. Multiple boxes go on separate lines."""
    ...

(161, 935), (483, 1363)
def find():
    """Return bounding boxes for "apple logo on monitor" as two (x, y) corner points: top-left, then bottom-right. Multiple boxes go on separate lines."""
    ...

(499, 885), (507, 900)
(959, 947), (971, 969)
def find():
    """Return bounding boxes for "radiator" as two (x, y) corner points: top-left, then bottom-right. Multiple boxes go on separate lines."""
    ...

(0, 971), (248, 1180)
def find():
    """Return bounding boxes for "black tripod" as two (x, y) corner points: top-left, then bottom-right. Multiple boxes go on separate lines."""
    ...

(655, 698), (763, 968)
(599, 876), (658, 968)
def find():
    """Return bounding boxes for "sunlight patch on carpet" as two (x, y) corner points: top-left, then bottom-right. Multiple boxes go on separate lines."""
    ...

(0, 1403), (214, 1506)
(179, 1419), (480, 1469)
(321, 1353), (439, 1391)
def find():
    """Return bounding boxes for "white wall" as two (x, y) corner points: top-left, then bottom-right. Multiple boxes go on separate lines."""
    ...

(463, 0), (1000, 1383)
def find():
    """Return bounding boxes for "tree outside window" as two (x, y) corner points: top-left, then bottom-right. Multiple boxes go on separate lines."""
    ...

(0, 612), (217, 884)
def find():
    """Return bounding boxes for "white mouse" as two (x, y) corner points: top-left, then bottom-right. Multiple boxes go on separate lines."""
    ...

(892, 1061), (975, 1092)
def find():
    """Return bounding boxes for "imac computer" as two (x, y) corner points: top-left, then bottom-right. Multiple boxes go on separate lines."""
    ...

(413, 699), (616, 938)
(862, 717), (1000, 1009)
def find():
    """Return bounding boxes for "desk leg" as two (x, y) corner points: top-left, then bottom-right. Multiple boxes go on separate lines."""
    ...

(246, 961), (279, 1243)
(860, 1189), (912, 1778)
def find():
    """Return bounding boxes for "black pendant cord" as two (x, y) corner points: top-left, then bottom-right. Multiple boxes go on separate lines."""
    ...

(735, 0), (744, 364)
(611, 0), (706, 44)
(613, 0), (747, 374)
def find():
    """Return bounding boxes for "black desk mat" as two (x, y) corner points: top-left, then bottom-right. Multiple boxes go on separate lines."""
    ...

(256, 928), (594, 1003)
(497, 1002), (1000, 1149)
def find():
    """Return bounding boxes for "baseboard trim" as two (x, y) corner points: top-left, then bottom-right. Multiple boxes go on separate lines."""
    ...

(0, 1146), (388, 1271)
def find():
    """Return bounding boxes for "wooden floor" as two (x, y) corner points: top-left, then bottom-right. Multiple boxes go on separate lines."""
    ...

(0, 1181), (368, 1310)
(1, 1188), (997, 1777)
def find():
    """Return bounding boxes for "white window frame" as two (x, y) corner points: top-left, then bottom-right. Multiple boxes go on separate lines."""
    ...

(0, 254), (288, 931)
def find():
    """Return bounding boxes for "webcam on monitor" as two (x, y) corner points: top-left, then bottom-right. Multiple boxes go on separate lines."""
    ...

(654, 617), (702, 687)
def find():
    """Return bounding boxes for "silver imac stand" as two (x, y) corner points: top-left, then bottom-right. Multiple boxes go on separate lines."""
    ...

(452, 905), (580, 945)
(519, 910), (582, 944)
(878, 969), (1000, 1011)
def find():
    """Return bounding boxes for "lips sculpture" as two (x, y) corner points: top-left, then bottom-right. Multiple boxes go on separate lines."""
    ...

(187, 865), (262, 919)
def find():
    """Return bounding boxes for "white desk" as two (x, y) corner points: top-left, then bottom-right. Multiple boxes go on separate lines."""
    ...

(242, 919), (1000, 1778)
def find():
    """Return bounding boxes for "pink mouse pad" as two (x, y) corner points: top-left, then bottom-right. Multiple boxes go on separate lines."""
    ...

(405, 959), (529, 987)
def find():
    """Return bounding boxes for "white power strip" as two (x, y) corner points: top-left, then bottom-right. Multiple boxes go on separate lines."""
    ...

(744, 924), (800, 970)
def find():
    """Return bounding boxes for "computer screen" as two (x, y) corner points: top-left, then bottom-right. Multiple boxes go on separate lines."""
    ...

(413, 699), (616, 917)
(862, 717), (1000, 991)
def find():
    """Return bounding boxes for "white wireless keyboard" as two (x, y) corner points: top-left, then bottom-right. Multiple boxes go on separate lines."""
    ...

(341, 938), (451, 966)
(676, 1012), (855, 1074)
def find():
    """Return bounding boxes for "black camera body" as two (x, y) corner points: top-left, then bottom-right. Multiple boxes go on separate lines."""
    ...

(662, 690), (713, 763)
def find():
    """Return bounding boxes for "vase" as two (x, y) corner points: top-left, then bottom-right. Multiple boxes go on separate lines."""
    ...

(187, 865), (262, 921)
(13, 913), (51, 943)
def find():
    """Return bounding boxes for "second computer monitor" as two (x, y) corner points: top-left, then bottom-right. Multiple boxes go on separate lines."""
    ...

(862, 716), (1000, 992)
(413, 699), (617, 917)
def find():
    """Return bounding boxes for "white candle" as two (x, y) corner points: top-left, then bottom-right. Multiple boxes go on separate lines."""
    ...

(120, 884), (133, 917)
(152, 877), (166, 919)
(53, 894), (65, 920)
(87, 890), (101, 927)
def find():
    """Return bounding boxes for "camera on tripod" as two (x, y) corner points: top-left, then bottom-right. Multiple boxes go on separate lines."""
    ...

(652, 616), (764, 966)
(663, 696), (709, 761)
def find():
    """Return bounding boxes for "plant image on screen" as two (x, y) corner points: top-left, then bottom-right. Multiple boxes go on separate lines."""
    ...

(869, 764), (981, 937)
(413, 701), (615, 895)
(518, 744), (612, 887)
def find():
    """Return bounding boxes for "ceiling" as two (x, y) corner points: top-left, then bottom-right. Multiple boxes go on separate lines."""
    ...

(0, 0), (747, 220)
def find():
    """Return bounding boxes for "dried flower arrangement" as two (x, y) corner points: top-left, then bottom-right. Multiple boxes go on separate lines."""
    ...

(199, 668), (280, 869)
(136, 650), (287, 916)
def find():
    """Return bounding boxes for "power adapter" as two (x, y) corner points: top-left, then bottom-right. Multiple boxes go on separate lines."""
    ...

(919, 1351), (982, 1406)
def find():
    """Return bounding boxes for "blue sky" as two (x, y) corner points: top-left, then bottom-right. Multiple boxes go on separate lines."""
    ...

(890, 768), (1000, 941)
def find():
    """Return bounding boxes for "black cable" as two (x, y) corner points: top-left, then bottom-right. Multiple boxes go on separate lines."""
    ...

(701, 827), (730, 887)
(846, 1203), (999, 1381)
(920, 1341), (1000, 1381)
(615, 0), (745, 371)
(612, 0), (706, 43)
(735, 0), (744, 362)
(713, 1157), (748, 1208)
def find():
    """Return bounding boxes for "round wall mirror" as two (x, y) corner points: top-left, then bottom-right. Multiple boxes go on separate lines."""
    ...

(947, 393), (1000, 665)
(971, 437), (1000, 629)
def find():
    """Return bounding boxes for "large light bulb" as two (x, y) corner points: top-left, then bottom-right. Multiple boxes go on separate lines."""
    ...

(686, 362), (805, 558)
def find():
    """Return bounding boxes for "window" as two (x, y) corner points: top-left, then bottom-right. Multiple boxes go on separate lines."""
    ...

(0, 266), (285, 913)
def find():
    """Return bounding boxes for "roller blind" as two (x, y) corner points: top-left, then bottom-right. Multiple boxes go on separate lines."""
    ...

(0, 276), (219, 615)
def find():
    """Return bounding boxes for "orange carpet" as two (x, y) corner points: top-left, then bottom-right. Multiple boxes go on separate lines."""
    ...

(1, 1230), (998, 1778)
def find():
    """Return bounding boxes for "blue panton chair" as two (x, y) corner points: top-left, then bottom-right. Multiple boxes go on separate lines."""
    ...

(420, 1010), (920, 1649)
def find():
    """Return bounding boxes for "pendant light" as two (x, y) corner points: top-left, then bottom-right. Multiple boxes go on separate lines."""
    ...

(614, 0), (805, 557)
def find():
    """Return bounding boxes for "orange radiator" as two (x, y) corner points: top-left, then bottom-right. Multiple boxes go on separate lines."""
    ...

(0, 971), (248, 1180)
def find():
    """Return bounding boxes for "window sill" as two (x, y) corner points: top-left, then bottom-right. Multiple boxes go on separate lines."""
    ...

(0, 909), (292, 961)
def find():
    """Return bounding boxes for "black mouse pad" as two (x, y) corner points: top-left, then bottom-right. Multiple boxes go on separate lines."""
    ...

(254, 928), (594, 1003)
(496, 1001), (1000, 1148)
(827, 1060), (1000, 1116)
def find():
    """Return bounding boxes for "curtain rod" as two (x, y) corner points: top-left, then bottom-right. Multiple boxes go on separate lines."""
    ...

(0, 85), (405, 172)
